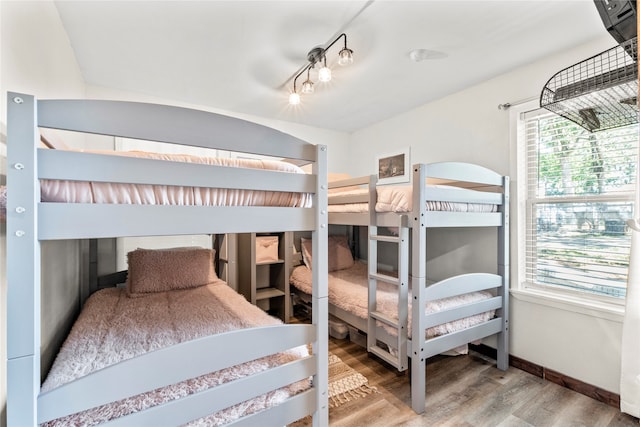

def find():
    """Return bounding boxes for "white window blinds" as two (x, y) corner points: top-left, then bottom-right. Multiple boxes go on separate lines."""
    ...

(524, 110), (638, 298)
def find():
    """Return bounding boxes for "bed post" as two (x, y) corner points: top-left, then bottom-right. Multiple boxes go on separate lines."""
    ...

(410, 163), (427, 414)
(6, 92), (41, 426)
(497, 176), (510, 370)
(312, 144), (329, 427)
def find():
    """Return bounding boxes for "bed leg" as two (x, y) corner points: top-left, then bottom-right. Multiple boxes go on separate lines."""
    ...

(496, 329), (510, 370)
(411, 350), (426, 414)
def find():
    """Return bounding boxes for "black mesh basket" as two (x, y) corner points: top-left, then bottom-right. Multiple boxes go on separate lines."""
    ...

(540, 37), (638, 132)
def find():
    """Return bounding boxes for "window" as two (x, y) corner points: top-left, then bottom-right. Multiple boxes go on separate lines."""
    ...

(522, 109), (637, 299)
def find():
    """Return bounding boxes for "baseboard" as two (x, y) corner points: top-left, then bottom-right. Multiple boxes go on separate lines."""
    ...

(469, 344), (619, 409)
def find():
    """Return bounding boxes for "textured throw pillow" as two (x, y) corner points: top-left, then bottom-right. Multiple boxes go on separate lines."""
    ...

(300, 235), (354, 272)
(126, 247), (218, 296)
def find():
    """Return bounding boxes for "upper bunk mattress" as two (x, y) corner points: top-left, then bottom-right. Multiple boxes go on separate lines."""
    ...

(40, 281), (309, 426)
(0, 150), (311, 221)
(328, 184), (497, 213)
(45, 150), (312, 207)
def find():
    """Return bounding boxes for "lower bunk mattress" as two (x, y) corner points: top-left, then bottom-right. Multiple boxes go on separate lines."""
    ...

(40, 280), (309, 426)
(289, 261), (495, 340)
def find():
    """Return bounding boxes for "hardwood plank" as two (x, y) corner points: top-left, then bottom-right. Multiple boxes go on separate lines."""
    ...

(552, 392), (619, 426)
(512, 381), (579, 426)
(456, 370), (546, 426)
(288, 319), (640, 427)
(495, 414), (535, 427)
(331, 398), (413, 427)
(607, 410), (640, 426)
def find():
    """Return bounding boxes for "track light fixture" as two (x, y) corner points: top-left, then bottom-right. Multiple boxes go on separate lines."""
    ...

(289, 33), (354, 105)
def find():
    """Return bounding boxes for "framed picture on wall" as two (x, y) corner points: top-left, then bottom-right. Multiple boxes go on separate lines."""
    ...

(376, 147), (410, 185)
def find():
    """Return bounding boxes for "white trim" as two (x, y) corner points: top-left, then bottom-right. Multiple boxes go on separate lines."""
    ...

(511, 288), (624, 322)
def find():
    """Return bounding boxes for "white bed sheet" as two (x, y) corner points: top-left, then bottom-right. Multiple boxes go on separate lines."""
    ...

(328, 185), (497, 213)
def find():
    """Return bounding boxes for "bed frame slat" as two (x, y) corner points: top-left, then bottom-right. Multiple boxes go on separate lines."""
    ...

(425, 273), (502, 301)
(38, 204), (316, 239)
(226, 390), (317, 427)
(38, 324), (315, 422)
(423, 211), (503, 227)
(96, 358), (316, 427)
(422, 318), (503, 359)
(424, 296), (503, 329)
(38, 99), (317, 162)
(424, 162), (503, 186)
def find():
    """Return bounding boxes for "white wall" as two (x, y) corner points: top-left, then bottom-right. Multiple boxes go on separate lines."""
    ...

(349, 34), (625, 394)
(0, 1), (86, 425)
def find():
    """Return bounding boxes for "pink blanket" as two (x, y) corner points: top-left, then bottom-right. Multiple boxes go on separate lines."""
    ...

(41, 282), (309, 426)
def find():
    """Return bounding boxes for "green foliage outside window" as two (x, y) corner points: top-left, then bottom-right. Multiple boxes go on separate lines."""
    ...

(527, 115), (638, 298)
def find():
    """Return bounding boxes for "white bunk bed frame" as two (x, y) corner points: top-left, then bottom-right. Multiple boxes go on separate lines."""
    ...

(6, 92), (329, 426)
(326, 162), (510, 414)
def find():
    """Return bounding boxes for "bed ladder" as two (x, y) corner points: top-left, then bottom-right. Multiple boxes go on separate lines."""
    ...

(367, 215), (410, 372)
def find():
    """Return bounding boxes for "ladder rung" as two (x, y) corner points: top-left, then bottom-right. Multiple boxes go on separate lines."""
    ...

(370, 311), (399, 328)
(370, 234), (400, 243)
(370, 272), (400, 285)
(369, 345), (400, 368)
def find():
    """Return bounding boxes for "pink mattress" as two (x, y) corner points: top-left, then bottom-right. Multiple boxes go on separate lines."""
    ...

(328, 184), (497, 213)
(0, 150), (311, 221)
(289, 261), (495, 339)
(41, 281), (309, 426)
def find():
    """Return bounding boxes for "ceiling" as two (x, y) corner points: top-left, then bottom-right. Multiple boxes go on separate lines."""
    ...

(54, 1), (609, 133)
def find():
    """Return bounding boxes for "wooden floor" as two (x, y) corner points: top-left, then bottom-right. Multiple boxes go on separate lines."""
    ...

(295, 335), (639, 427)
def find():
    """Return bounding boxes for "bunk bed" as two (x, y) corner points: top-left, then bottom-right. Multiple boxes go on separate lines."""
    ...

(5, 92), (329, 426)
(290, 162), (509, 414)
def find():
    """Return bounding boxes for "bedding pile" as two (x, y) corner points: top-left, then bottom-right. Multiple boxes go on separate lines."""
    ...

(41, 247), (310, 426)
(328, 184), (497, 213)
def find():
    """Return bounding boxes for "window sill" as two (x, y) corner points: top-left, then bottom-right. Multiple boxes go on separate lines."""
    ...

(510, 287), (625, 323)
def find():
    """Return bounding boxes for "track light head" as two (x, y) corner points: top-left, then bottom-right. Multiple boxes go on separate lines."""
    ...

(288, 92), (301, 105)
(338, 47), (354, 66)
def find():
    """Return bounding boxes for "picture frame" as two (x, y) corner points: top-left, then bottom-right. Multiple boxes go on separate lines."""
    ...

(376, 147), (410, 185)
